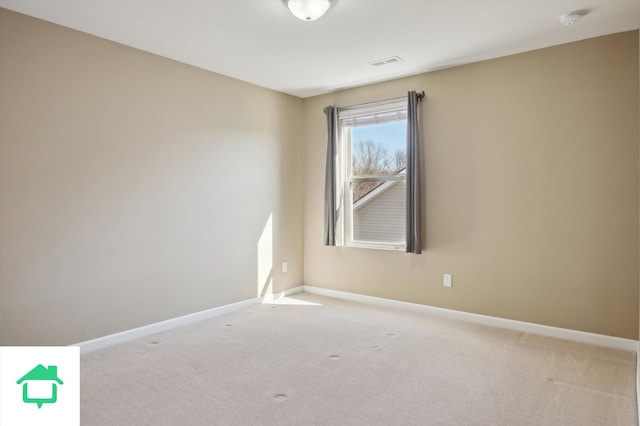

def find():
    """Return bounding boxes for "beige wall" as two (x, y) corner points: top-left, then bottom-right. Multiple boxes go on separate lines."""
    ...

(0, 9), (304, 345)
(1, 8), (638, 345)
(303, 31), (639, 339)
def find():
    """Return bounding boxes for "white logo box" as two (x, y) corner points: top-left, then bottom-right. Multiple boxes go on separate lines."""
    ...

(0, 347), (79, 426)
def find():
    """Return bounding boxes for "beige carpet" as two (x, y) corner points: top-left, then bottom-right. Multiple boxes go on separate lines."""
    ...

(81, 292), (637, 425)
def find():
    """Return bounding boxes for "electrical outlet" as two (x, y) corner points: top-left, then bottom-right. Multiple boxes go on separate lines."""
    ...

(443, 274), (452, 287)
(282, 262), (288, 273)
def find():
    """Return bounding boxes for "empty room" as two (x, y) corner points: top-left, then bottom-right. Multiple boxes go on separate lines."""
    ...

(0, 1), (639, 425)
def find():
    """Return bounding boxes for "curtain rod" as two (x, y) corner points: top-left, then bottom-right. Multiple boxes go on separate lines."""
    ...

(335, 91), (425, 113)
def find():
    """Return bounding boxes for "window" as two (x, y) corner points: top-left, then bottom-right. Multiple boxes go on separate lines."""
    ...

(337, 99), (407, 250)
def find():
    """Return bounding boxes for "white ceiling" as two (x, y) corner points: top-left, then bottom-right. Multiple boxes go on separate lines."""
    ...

(1, 0), (639, 98)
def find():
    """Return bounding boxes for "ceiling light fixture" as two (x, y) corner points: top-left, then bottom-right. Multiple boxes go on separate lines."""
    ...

(560, 11), (585, 26)
(286, 0), (333, 21)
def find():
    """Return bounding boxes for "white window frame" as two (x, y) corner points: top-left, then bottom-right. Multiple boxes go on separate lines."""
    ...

(336, 98), (407, 251)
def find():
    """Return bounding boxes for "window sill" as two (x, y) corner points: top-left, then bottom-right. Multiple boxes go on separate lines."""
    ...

(343, 241), (406, 252)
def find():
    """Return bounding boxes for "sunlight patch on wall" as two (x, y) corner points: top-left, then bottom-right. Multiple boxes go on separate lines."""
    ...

(257, 214), (273, 298)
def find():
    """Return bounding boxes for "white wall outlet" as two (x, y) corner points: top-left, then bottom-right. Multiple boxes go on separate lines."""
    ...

(443, 274), (452, 287)
(282, 261), (288, 273)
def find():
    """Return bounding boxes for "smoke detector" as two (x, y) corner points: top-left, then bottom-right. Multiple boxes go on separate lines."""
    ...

(560, 11), (585, 26)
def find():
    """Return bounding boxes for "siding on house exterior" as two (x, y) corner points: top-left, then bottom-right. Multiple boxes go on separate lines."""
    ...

(353, 180), (406, 243)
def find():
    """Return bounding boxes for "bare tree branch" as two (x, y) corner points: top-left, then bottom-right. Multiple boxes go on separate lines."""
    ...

(352, 140), (406, 201)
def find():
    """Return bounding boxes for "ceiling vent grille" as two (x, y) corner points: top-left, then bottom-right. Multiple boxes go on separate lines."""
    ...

(368, 56), (403, 67)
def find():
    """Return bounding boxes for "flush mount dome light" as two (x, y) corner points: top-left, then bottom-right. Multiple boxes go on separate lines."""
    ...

(286, 0), (333, 21)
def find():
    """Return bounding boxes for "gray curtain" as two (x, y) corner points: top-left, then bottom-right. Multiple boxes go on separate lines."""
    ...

(406, 91), (422, 254)
(323, 106), (337, 246)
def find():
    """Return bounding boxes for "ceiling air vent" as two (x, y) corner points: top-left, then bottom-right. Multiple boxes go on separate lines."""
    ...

(368, 56), (403, 67)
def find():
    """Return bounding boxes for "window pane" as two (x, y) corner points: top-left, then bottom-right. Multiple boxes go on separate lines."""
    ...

(352, 180), (406, 243)
(351, 121), (407, 177)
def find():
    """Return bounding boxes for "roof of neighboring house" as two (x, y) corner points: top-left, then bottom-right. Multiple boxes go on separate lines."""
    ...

(16, 365), (63, 384)
(353, 168), (406, 211)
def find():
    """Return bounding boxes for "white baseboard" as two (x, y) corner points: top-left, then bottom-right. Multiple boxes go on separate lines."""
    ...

(76, 285), (307, 354)
(75, 284), (637, 355)
(75, 297), (260, 354)
(303, 286), (639, 352)
(636, 343), (639, 426)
